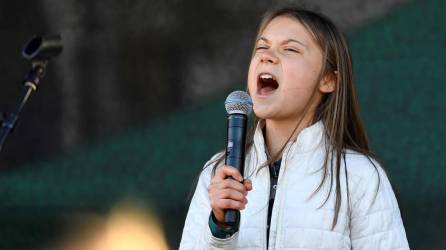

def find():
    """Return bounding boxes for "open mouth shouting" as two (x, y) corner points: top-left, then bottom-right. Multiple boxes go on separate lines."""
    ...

(257, 72), (279, 97)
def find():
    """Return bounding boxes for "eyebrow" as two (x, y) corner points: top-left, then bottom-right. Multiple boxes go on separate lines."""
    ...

(257, 37), (308, 48)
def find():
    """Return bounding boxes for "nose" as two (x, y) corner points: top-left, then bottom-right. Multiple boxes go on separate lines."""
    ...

(260, 50), (279, 64)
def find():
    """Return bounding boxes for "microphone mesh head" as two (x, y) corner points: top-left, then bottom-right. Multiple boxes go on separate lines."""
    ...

(225, 91), (253, 115)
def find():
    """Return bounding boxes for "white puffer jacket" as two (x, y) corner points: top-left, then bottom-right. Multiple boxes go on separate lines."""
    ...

(180, 121), (409, 249)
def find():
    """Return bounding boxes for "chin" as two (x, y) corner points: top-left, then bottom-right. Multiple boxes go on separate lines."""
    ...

(253, 106), (275, 120)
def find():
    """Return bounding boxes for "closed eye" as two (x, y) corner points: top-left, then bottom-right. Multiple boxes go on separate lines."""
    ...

(255, 46), (268, 51)
(284, 48), (299, 53)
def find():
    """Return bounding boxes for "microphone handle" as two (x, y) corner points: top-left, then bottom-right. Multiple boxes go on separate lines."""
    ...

(224, 113), (247, 228)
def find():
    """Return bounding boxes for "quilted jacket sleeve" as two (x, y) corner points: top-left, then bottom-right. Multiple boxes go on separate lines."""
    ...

(349, 161), (410, 250)
(179, 156), (239, 250)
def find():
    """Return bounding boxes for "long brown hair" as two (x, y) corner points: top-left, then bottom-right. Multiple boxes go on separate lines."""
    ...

(207, 6), (381, 230)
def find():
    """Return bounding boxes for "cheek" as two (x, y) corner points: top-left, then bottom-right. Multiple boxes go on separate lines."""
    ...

(283, 60), (321, 91)
(280, 63), (321, 106)
(247, 59), (258, 92)
(283, 88), (314, 109)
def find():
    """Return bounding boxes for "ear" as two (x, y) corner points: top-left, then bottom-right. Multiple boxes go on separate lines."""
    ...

(318, 70), (337, 93)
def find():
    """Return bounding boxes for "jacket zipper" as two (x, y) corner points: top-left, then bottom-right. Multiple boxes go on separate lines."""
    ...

(270, 142), (294, 249)
(264, 165), (270, 249)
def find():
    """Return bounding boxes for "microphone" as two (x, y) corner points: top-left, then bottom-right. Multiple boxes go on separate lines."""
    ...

(0, 35), (63, 153)
(223, 91), (253, 229)
(22, 35), (63, 61)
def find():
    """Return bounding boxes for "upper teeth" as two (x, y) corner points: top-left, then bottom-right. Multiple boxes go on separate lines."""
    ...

(260, 73), (274, 80)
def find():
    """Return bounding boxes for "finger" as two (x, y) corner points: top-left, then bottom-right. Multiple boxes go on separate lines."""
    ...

(213, 199), (246, 210)
(214, 165), (243, 182)
(243, 179), (253, 191)
(208, 179), (246, 194)
(212, 209), (225, 224)
(214, 179), (247, 193)
(214, 189), (247, 202)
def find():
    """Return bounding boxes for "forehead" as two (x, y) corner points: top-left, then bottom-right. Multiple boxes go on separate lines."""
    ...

(260, 15), (314, 45)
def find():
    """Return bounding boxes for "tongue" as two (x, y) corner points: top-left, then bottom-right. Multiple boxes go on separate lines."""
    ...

(259, 86), (276, 95)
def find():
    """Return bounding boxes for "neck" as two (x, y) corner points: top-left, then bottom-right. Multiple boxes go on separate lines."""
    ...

(264, 113), (314, 158)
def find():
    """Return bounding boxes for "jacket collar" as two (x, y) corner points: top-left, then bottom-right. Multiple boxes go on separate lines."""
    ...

(253, 120), (325, 162)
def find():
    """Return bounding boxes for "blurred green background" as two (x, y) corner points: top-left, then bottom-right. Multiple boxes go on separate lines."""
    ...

(0, 0), (445, 249)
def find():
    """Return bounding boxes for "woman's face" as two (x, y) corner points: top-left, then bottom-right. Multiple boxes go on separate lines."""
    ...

(248, 15), (331, 123)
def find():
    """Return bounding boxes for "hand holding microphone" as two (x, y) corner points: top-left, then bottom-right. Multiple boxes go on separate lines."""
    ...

(208, 91), (253, 229)
(208, 166), (252, 226)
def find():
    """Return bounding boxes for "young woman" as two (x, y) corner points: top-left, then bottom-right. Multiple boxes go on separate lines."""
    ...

(180, 7), (409, 250)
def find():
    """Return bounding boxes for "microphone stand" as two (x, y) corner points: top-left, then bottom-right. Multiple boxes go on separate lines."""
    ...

(0, 35), (62, 153)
